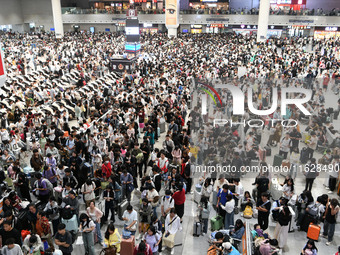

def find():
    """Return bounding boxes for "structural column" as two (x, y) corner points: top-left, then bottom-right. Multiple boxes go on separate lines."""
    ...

(51, 0), (64, 38)
(256, 0), (270, 43)
(165, 0), (180, 37)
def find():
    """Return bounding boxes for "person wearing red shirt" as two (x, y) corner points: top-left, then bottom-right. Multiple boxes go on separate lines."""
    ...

(102, 157), (112, 179)
(133, 240), (153, 255)
(171, 183), (186, 220)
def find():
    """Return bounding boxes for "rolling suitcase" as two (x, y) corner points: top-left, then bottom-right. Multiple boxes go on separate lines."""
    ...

(61, 214), (78, 232)
(157, 127), (160, 137)
(273, 154), (284, 167)
(193, 221), (202, 237)
(159, 122), (166, 133)
(280, 160), (291, 177)
(212, 191), (218, 209)
(194, 190), (201, 204)
(210, 215), (223, 231)
(307, 223), (321, 241)
(300, 214), (316, 232)
(288, 206), (296, 232)
(118, 200), (129, 220)
(300, 147), (309, 164)
(121, 235), (135, 255)
(264, 146), (271, 157)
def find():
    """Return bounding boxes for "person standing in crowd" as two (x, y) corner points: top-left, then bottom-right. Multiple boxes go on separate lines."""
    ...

(220, 194), (235, 230)
(279, 133), (291, 160)
(102, 185), (115, 224)
(171, 183), (186, 222)
(81, 178), (96, 208)
(122, 205), (138, 236)
(79, 213), (96, 255)
(217, 184), (232, 223)
(304, 158), (319, 191)
(199, 196), (212, 235)
(306, 132), (318, 160)
(322, 198), (339, 246)
(2, 238), (24, 255)
(143, 226), (161, 255)
(55, 224), (73, 255)
(87, 201), (104, 246)
(120, 170), (134, 202)
(161, 189), (175, 220)
(34, 173), (51, 204)
(162, 208), (181, 255)
(134, 240), (153, 255)
(0, 221), (22, 246)
(273, 205), (291, 249)
(256, 193), (271, 231)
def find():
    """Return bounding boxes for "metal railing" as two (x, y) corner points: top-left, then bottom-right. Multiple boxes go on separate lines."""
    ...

(62, 7), (340, 16)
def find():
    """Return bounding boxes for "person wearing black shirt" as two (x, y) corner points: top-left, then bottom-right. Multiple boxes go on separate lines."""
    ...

(273, 205), (291, 249)
(289, 128), (302, 153)
(256, 193), (271, 231)
(164, 109), (174, 124)
(0, 220), (22, 246)
(55, 223), (73, 255)
(255, 172), (270, 202)
(140, 139), (150, 176)
(323, 198), (339, 245)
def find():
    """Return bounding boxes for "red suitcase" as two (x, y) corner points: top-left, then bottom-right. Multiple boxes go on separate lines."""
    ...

(307, 223), (321, 241)
(120, 235), (135, 255)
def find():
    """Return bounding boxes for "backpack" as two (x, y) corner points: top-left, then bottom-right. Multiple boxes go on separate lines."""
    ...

(43, 178), (54, 193)
(207, 245), (217, 255)
(136, 153), (144, 164)
(243, 205), (253, 219)
(163, 196), (173, 205)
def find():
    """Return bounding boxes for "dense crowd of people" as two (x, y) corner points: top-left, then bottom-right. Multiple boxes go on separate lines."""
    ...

(0, 31), (339, 255)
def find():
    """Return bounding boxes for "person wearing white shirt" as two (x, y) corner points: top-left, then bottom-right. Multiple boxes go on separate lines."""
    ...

(232, 178), (244, 208)
(161, 190), (175, 218)
(220, 194), (235, 230)
(162, 208), (181, 255)
(122, 205), (138, 235)
(79, 213), (96, 255)
(147, 186), (160, 217)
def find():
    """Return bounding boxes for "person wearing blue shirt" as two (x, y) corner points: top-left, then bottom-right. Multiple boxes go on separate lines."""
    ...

(217, 184), (232, 223)
(222, 242), (240, 255)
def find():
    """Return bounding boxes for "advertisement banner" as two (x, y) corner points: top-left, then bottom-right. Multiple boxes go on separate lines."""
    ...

(0, 45), (6, 88)
(165, 0), (179, 27)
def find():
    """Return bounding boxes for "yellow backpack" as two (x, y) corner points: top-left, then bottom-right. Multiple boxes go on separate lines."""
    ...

(243, 205), (253, 219)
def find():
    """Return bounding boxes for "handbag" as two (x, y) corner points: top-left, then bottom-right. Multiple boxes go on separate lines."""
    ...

(102, 246), (117, 255)
(127, 183), (134, 193)
(122, 229), (132, 239)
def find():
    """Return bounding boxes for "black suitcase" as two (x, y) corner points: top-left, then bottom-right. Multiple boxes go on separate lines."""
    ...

(300, 214), (316, 232)
(300, 148), (309, 164)
(117, 200), (129, 220)
(264, 146), (271, 157)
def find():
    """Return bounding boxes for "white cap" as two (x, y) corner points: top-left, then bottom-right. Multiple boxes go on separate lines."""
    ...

(222, 242), (232, 250)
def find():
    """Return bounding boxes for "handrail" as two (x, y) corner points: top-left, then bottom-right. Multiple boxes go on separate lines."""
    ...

(246, 221), (252, 255)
